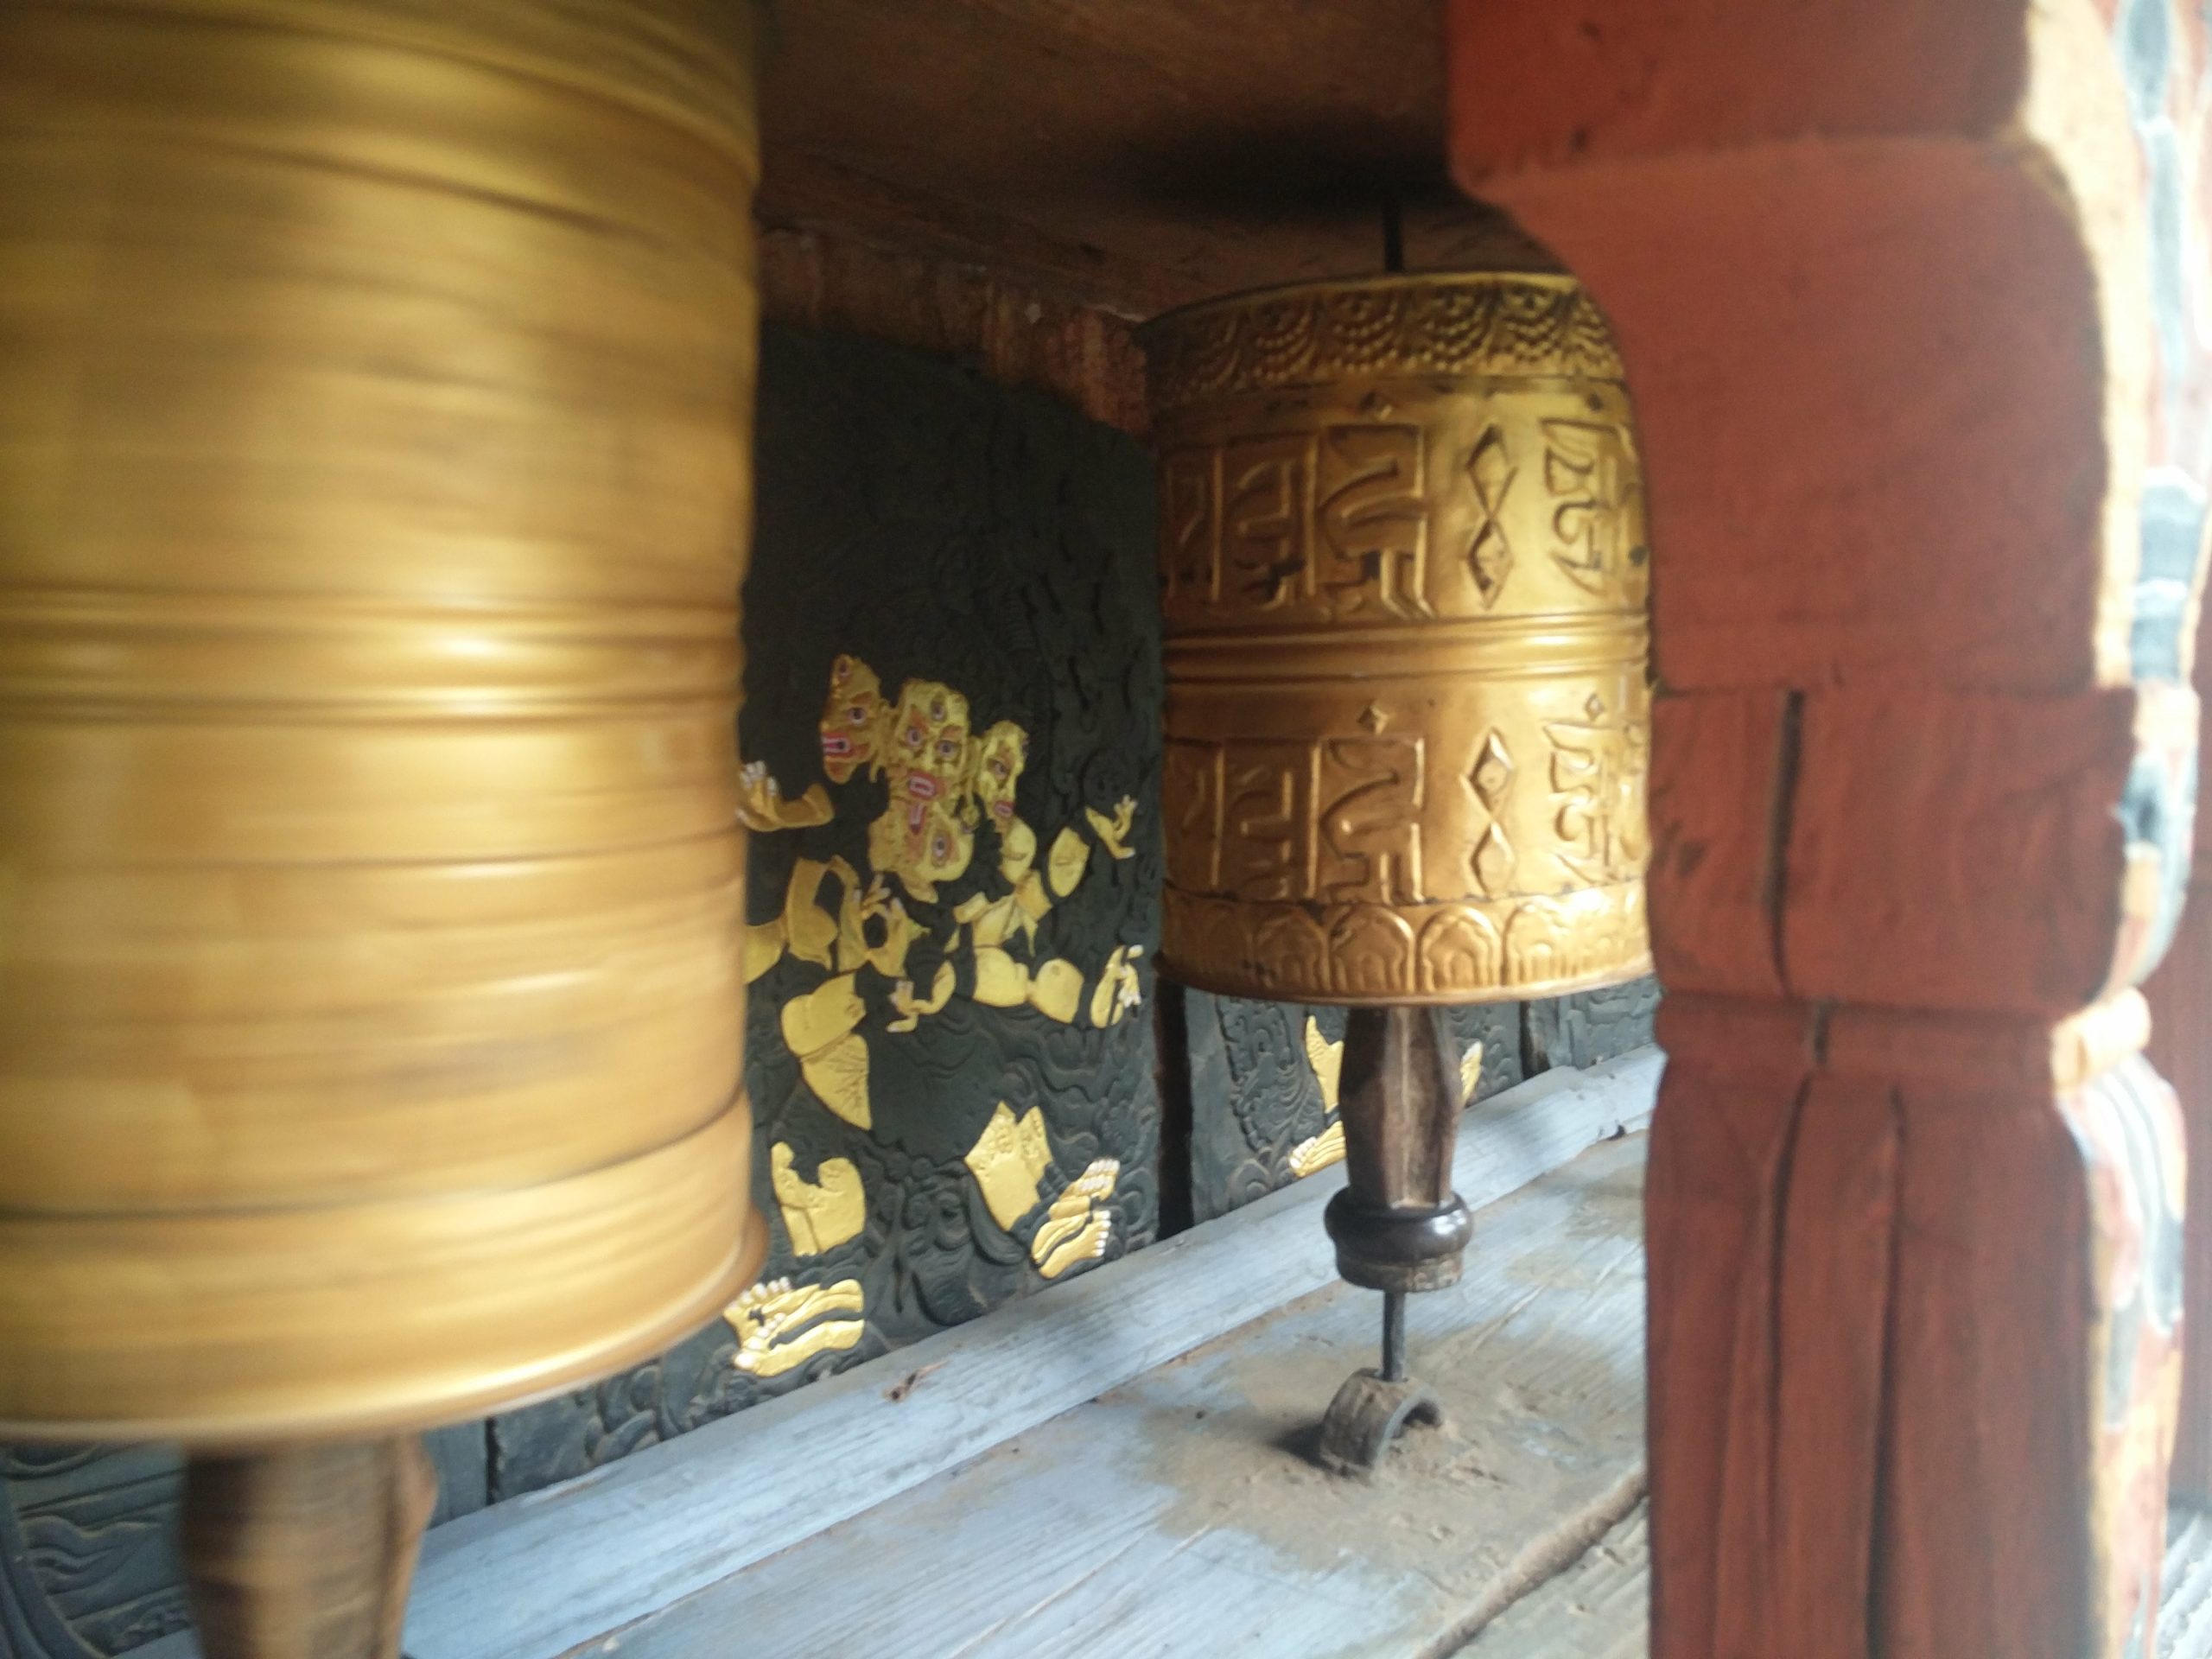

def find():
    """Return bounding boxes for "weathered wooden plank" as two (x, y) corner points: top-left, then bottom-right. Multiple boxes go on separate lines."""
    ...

(354, 1051), (1658, 1659)
(582, 1132), (1653, 1659)
(1455, 1504), (1650, 1659)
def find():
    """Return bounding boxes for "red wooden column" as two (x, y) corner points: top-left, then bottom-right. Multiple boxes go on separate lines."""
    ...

(1448, 3), (2209, 1653)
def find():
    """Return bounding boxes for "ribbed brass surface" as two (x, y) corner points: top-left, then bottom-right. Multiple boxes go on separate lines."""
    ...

(1143, 271), (1652, 1004)
(0, 0), (766, 1442)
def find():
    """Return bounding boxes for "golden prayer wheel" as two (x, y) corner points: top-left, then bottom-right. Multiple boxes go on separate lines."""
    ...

(1143, 267), (1653, 1474)
(0, 0), (766, 1446)
(1142, 270), (1652, 1007)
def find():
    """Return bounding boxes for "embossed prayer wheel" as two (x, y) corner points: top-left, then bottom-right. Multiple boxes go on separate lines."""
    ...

(1144, 268), (1652, 1474)
(0, 0), (766, 1454)
(1143, 270), (1652, 1007)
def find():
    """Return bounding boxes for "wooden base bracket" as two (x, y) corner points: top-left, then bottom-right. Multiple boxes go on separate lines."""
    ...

(1315, 1006), (1472, 1476)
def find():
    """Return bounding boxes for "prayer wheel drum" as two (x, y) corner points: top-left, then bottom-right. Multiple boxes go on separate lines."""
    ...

(0, 0), (767, 1443)
(1143, 270), (1653, 1007)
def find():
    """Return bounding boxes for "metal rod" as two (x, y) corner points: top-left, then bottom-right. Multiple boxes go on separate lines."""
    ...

(1381, 1289), (1408, 1383)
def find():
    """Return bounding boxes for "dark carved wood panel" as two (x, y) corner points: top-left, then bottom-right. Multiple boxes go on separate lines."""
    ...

(1527, 976), (1662, 1072)
(492, 324), (1164, 1500)
(0, 1430), (485, 1659)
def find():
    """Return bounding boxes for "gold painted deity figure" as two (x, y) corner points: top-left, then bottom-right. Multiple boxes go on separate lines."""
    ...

(818, 653), (892, 784)
(725, 652), (1147, 1376)
(868, 679), (977, 902)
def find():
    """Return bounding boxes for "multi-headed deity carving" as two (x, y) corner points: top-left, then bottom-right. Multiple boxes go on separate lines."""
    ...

(726, 656), (1143, 1375)
(1145, 272), (1652, 1004)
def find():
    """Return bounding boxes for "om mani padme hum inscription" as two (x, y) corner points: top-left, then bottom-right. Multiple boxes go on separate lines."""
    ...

(1142, 271), (1652, 1004)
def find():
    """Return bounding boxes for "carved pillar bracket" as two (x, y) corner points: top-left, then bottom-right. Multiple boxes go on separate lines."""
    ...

(1449, 0), (2212, 1651)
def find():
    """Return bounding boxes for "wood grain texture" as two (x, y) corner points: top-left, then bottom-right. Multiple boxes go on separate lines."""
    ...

(758, 225), (1148, 435)
(1455, 1504), (1650, 1659)
(1646, 690), (1793, 1000)
(1785, 688), (2138, 1014)
(756, 0), (1552, 319)
(565, 1133), (1655, 1659)
(1387, 1503), (2212, 1657)
(354, 1052), (1661, 1659)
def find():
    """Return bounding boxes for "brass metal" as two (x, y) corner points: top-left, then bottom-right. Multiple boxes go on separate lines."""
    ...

(0, 0), (767, 1443)
(1142, 271), (1653, 1005)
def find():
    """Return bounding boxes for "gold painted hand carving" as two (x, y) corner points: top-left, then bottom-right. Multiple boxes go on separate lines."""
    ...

(771, 1143), (868, 1255)
(1087, 944), (1144, 1027)
(963, 1102), (1056, 1232)
(887, 961), (956, 1033)
(1084, 795), (1138, 861)
(736, 760), (836, 833)
(1304, 1017), (1345, 1111)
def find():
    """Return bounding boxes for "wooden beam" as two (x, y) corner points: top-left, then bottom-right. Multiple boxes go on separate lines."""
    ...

(757, 222), (1148, 436)
(1450, 1), (2206, 1652)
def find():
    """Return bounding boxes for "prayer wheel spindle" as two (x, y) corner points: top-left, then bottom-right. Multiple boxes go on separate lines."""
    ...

(1142, 269), (1651, 1473)
(0, 3), (767, 1650)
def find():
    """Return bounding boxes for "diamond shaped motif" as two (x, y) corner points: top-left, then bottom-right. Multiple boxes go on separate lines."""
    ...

(1465, 425), (1516, 607)
(1471, 824), (1515, 897)
(1471, 730), (1514, 812)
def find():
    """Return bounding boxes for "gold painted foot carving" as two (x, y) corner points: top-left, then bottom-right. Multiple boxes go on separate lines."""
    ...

(772, 1143), (867, 1255)
(1030, 1159), (1120, 1279)
(725, 1278), (867, 1378)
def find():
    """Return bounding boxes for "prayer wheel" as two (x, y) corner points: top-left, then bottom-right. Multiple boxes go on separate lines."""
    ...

(1145, 269), (1651, 1006)
(1143, 269), (1651, 1471)
(0, 0), (765, 1572)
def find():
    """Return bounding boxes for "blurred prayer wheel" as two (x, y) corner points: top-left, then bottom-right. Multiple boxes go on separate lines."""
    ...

(0, 0), (767, 1453)
(1143, 270), (1652, 1007)
(1143, 269), (1651, 1473)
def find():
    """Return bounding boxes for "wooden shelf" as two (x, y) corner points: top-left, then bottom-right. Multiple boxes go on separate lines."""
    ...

(404, 1056), (1658, 1659)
